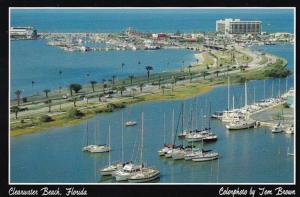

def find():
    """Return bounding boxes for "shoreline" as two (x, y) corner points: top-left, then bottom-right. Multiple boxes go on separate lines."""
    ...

(10, 45), (290, 137)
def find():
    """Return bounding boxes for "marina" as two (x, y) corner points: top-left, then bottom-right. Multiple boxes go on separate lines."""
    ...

(10, 8), (294, 184)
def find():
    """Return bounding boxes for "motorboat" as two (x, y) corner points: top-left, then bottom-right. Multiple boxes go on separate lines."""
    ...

(125, 121), (137, 127)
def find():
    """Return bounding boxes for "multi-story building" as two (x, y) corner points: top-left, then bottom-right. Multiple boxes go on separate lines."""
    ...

(216, 19), (262, 34)
(10, 27), (38, 39)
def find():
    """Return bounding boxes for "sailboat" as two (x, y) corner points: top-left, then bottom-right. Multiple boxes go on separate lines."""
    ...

(158, 112), (174, 156)
(172, 102), (186, 160)
(164, 109), (177, 158)
(202, 103), (218, 142)
(82, 120), (111, 153)
(271, 106), (285, 133)
(190, 138), (219, 162)
(128, 112), (160, 183)
(125, 108), (137, 126)
(100, 123), (123, 176)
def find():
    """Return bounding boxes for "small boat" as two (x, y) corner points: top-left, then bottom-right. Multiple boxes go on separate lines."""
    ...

(128, 167), (160, 183)
(271, 123), (284, 133)
(125, 121), (137, 127)
(171, 147), (185, 160)
(100, 162), (124, 176)
(202, 133), (218, 142)
(285, 124), (294, 134)
(211, 111), (223, 119)
(88, 144), (111, 153)
(113, 162), (142, 182)
(225, 119), (256, 130)
(184, 149), (211, 160)
(158, 144), (175, 156)
(192, 151), (219, 162)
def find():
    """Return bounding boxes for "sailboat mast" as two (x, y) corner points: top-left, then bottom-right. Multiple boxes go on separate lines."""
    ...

(208, 102), (211, 130)
(228, 76), (230, 110)
(141, 112), (144, 166)
(121, 112), (124, 163)
(108, 123), (111, 166)
(163, 112), (166, 144)
(253, 86), (256, 104)
(86, 121), (89, 146)
(272, 80), (274, 98)
(244, 81), (247, 107)
(181, 102), (184, 134)
(232, 96), (235, 110)
(172, 108), (174, 145)
(279, 78), (281, 97)
(264, 80), (266, 100)
(286, 77), (288, 93)
(94, 123), (97, 145)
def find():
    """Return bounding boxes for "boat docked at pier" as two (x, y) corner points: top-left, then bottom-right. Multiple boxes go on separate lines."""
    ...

(271, 123), (285, 133)
(225, 119), (256, 130)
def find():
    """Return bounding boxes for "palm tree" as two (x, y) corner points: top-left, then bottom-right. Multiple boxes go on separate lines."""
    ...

(161, 85), (166, 95)
(145, 65), (153, 82)
(215, 70), (220, 77)
(69, 84), (82, 96)
(90, 80), (97, 92)
(118, 86), (126, 96)
(72, 97), (77, 107)
(15, 90), (22, 106)
(31, 81), (35, 94)
(131, 88), (137, 98)
(188, 65), (192, 75)
(196, 59), (199, 64)
(103, 83), (108, 93)
(139, 83), (144, 93)
(189, 73), (193, 82)
(201, 71), (208, 80)
(58, 70), (62, 92)
(207, 65), (210, 70)
(128, 74), (134, 85)
(11, 106), (20, 119)
(158, 76), (162, 89)
(45, 99), (52, 112)
(112, 75), (117, 85)
(43, 89), (50, 98)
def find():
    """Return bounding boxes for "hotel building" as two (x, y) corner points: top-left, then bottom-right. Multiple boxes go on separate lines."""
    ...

(216, 19), (262, 34)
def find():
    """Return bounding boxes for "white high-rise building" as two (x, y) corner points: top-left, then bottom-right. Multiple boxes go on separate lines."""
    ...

(216, 19), (262, 34)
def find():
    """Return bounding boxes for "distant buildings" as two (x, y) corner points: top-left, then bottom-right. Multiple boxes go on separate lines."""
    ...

(10, 27), (38, 39)
(216, 19), (262, 34)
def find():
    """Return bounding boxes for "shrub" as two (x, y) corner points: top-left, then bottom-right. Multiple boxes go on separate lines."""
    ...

(22, 97), (28, 103)
(67, 108), (84, 119)
(39, 115), (53, 122)
(283, 102), (290, 108)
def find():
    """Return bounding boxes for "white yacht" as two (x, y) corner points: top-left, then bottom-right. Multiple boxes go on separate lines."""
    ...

(225, 119), (256, 130)
(100, 162), (124, 176)
(128, 167), (160, 183)
(171, 147), (185, 160)
(271, 123), (285, 133)
(88, 144), (111, 153)
(113, 162), (142, 182)
(192, 151), (219, 162)
(184, 130), (209, 142)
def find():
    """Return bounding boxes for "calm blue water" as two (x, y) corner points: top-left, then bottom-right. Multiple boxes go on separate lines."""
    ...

(10, 43), (294, 183)
(10, 9), (294, 98)
(10, 9), (294, 183)
(11, 9), (294, 33)
(11, 39), (195, 97)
